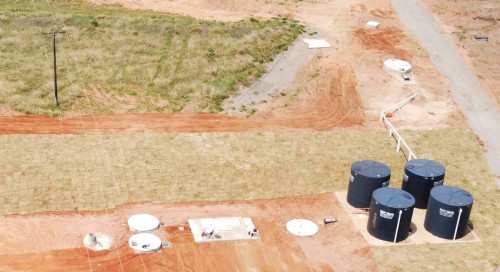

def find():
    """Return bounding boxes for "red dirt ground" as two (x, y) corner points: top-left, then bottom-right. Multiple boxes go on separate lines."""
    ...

(0, 194), (376, 272)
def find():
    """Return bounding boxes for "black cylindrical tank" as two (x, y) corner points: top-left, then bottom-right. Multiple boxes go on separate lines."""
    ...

(401, 159), (445, 209)
(347, 160), (391, 208)
(424, 185), (474, 240)
(367, 187), (415, 242)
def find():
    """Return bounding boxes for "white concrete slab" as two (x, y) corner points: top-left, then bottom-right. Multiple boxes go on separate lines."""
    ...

(302, 39), (331, 48)
(188, 216), (259, 243)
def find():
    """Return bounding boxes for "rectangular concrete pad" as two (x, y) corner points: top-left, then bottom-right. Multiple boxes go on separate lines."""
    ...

(188, 216), (258, 243)
(334, 191), (480, 246)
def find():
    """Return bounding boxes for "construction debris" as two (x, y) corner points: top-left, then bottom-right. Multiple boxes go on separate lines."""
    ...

(324, 218), (338, 224)
(474, 35), (488, 41)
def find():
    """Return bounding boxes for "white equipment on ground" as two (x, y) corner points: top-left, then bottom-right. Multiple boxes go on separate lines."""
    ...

(129, 233), (162, 253)
(286, 219), (319, 236)
(383, 59), (412, 75)
(365, 21), (380, 29)
(128, 214), (160, 232)
(302, 39), (331, 49)
(83, 232), (111, 251)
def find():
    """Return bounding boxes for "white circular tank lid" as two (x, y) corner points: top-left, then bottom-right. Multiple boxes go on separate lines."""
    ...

(286, 219), (319, 236)
(83, 233), (111, 251)
(129, 233), (162, 253)
(128, 214), (160, 232)
(383, 59), (412, 73)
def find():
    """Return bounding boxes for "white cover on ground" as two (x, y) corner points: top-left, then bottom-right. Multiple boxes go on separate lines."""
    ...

(83, 233), (111, 251)
(302, 39), (331, 48)
(383, 59), (412, 74)
(128, 233), (162, 253)
(286, 219), (319, 236)
(128, 214), (160, 232)
(189, 216), (258, 243)
(365, 21), (380, 28)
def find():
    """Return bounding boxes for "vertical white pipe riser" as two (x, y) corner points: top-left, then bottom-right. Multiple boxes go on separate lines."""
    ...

(393, 210), (403, 243)
(453, 208), (463, 241)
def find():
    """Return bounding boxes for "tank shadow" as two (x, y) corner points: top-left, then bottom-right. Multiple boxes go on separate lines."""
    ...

(408, 222), (418, 236)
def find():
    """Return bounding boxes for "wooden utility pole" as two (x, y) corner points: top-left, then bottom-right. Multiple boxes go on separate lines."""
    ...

(42, 30), (66, 107)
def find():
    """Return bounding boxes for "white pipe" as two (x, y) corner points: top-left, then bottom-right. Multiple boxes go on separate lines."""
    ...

(381, 93), (417, 115)
(394, 210), (403, 243)
(453, 208), (463, 241)
(379, 95), (418, 161)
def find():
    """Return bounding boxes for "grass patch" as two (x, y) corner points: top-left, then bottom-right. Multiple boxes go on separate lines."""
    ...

(0, 128), (498, 270)
(452, 27), (469, 42)
(0, 0), (304, 115)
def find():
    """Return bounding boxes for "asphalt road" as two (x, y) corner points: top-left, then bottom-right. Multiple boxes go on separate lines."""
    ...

(391, 0), (500, 187)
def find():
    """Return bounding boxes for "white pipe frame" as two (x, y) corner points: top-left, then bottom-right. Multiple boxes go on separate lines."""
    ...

(380, 93), (418, 161)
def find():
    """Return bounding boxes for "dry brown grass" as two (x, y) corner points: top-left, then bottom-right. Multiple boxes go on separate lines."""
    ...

(0, 0), (304, 115)
(0, 128), (498, 270)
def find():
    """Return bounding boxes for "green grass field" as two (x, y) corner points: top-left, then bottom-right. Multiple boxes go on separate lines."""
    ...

(0, 0), (304, 115)
(0, 128), (498, 271)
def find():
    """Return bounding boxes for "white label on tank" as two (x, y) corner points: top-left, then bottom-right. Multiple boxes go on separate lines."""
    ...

(379, 210), (394, 220)
(382, 181), (389, 187)
(433, 180), (444, 187)
(404, 174), (408, 181)
(439, 208), (454, 218)
(350, 174), (354, 182)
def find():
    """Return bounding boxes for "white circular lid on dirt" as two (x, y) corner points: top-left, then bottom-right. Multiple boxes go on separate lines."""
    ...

(383, 59), (412, 74)
(83, 232), (111, 251)
(128, 214), (160, 232)
(129, 233), (162, 253)
(286, 219), (318, 236)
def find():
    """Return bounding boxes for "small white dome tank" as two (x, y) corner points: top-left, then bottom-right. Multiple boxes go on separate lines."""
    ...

(383, 59), (412, 74)
(129, 233), (162, 253)
(128, 214), (160, 232)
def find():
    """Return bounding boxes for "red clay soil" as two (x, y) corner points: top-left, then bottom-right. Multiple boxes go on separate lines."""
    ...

(0, 110), (363, 134)
(0, 68), (364, 134)
(0, 193), (376, 272)
(354, 27), (412, 61)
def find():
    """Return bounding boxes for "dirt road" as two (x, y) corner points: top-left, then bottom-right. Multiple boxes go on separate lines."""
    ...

(391, 0), (500, 187)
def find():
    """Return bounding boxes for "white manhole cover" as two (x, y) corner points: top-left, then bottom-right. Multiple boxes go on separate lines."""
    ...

(286, 219), (318, 236)
(128, 214), (160, 232)
(129, 233), (162, 253)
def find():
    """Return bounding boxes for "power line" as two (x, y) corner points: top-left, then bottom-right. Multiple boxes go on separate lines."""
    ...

(42, 30), (66, 107)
